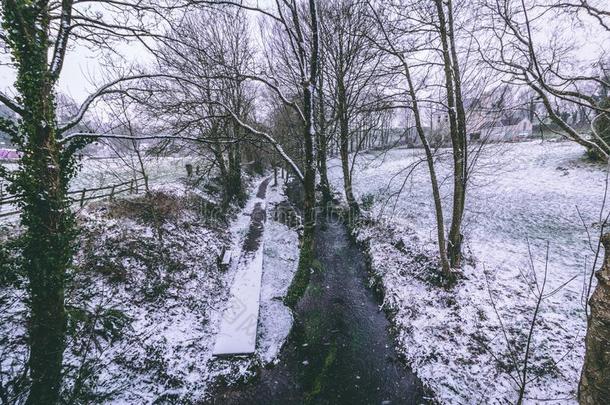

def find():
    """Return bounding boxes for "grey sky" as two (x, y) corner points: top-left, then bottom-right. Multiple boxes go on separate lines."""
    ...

(0, 0), (608, 106)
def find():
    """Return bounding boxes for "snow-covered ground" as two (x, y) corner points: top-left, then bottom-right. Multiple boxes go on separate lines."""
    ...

(72, 155), (197, 190)
(0, 176), (299, 403)
(256, 179), (301, 365)
(328, 140), (606, 404)
(0, 155), (198, 223)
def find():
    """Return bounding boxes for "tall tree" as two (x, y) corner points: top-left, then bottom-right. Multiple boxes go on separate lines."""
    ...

(366, 0), (453, 277)
(0, 1), (183, 402)
(433, 0), (469, 268)
(320, 0), (387, 216)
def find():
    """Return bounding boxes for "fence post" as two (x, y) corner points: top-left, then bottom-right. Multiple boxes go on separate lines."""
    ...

(130, 180), (134, 194)
(80, 188), (86, 207)
(135, 178), (139, 194)
(110, 185), (116, 200)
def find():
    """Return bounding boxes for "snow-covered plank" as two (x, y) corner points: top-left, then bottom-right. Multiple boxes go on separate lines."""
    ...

(221, 249), (232, 267)
(212, 244), (265, 356)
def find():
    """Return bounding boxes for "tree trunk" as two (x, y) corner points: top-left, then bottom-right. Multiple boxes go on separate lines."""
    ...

(316, 59), (332, 205)
(21, 67), (70, 405)
(296, 0), (320, 295)
(0, 4), (74, 402)
(401, 59), (452, 278)
(24, 135), (70, 405)
(447, 0), (468, 268)
(303, 86), (317, 248)
(226, 123), (243, 204)
(579, 233), (610, 404)
(435, 0), (466, 269)
(337, 75), (359, 216)
(135, 149), (150, 194)
(212, 135), (232, 207)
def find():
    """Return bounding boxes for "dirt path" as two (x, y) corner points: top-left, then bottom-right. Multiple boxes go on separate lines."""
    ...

(213, 212), (426, 404)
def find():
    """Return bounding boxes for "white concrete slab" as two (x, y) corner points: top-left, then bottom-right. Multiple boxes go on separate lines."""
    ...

(213, 177), (271, 357)
(221, 249), (232, 267)
(213, 246), (265, 356)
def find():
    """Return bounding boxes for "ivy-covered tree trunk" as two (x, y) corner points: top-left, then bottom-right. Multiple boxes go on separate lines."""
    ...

(286, 0), (319, 309)
(2, 2), (77, 403)
(302, 85), (317, 252)
(579, 233), (610, 404)
(304, 0), (320, 248)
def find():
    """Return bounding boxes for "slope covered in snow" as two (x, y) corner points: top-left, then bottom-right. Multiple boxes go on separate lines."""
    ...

(328, 140), (605, 404)
(0, 176), (300, 403)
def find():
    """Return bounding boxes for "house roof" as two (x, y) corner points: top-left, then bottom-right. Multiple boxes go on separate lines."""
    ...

(476, 116), (527, 130)
(501, 117), (524, 126)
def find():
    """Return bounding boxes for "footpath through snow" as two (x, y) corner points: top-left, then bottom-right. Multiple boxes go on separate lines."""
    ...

(213, 178), (271, 356)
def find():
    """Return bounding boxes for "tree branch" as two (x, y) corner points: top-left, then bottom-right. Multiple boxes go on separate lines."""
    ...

(215, 100), (304, 181)
(0, 91), (24, 116)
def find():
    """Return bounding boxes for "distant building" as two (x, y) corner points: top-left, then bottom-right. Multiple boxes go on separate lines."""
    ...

(470, 116), (533, 142)
(430, 90), (534, 143)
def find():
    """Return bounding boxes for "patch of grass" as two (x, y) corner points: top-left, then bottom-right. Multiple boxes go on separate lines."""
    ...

(107, 191), (225, 225)
(107, 192), (182, 223)
(285, 238), (315, 309)
(304, 343), (337, 404)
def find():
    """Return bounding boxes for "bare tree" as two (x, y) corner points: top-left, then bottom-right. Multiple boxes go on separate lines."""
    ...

(154, 0), (321, 305)
(432, 0), (469, 268)
(479, 0), (610, 160)
(365, 0), (453, 277)
(142, 8), (256, 206)
(320, 0), (390, 216)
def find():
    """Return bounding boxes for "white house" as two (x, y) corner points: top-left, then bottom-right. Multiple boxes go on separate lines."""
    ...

(469, 116), (533, 142)
(429, 93), (533, 143)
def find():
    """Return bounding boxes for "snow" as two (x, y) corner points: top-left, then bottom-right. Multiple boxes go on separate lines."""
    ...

(213, 175), (299, 359)
(213, 181), (268, 355)
(328, 140), (605, 404)
(0, 155), (198, 223)
(257, 179), (300, 364)
(0, 175), (300, 403)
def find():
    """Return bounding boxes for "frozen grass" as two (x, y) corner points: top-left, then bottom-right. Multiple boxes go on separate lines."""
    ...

(328, 140), (605, 404)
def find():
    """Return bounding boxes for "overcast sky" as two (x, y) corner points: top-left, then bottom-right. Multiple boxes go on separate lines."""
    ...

(0, 1), (608, 106)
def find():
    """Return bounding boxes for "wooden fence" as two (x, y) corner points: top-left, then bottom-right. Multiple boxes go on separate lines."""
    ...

(0, 177), (146, 219)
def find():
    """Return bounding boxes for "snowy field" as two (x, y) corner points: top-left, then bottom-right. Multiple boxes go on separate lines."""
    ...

(0, 155), (198, 222)
(72, 155), (196, 190)
(328, 140), (606, 404)
(1, 155), (196, 190)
